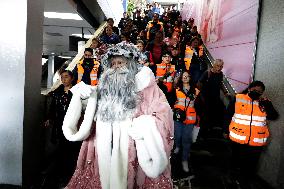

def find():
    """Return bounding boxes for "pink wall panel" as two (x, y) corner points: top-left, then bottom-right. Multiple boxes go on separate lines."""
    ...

(182, 0), (260, 92)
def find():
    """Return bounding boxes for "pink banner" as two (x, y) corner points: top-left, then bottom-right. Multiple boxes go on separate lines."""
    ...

(182, 0), (260, 92)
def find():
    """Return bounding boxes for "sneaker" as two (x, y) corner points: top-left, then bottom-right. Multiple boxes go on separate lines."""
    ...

(182, 161), (189, 172)
(173, 147), (180, 154)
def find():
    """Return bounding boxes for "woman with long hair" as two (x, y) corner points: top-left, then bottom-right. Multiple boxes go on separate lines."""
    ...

(172, 70), (199, 173)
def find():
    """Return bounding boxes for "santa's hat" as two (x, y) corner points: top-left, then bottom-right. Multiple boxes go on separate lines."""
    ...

(100, 42), (147, 69)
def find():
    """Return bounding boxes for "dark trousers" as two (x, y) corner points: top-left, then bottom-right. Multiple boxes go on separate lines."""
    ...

(197, 97), (225, 139)
(174, 121), (194, 161)
(230, 142), (263, 186)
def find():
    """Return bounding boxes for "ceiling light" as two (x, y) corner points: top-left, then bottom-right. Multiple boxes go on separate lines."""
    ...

(58, 56), (72, 59)
(44, 12), (83, 20)
(71, 34), (93, 39)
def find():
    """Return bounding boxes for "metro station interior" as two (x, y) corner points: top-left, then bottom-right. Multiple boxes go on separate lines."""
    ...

(0, 0), (283, 189)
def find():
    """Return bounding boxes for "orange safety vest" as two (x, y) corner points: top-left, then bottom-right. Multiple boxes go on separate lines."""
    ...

(229, 94), (269, 146)
(184, 46), (203, 70)
(156, 63), (175, 92)
(184, 46), (194, 70)
(77, 59), (100, 86)
(146, 21), (163, 40)
(174, 88), (199, 124)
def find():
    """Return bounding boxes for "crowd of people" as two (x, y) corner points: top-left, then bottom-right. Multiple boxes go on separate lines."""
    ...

(42, 3), (279, 189)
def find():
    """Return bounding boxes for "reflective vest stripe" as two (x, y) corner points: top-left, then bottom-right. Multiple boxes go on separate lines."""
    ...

(185, 54), (193, 59)
(78, 73), (83, 81)
(184, 46), (195, 70)
(236, 98), (259, 105)
(232, 117), (266, 127)
(253, 137), (267, 144)
(229, 93), (268, 146)
(177, 97), (190, 102)
(174, 89), (197, 124)
(177, 98), (191, 104)
(234, 113), (266, 122)
(186, 116), (196, 121)
(77, 60), (100, 86)
(157, 65), (166, 69)
(175, 102), (194, 107)
(230, 131), (246, 141)
(156, 63), (175, 92)
(175, 100), (194, 107)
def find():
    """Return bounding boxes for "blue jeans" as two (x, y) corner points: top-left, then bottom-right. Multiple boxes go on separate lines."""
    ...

(174, 121), (194, 161)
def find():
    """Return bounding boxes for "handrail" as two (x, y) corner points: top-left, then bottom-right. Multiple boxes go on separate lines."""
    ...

(226, 77), (249, 86)
(202, 45), (237, 96)
(202, 45), (236, 106)
(44, 21), (107, 95)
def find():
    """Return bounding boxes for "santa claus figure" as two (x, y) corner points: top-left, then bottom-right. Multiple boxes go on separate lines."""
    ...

(62, 42), (174, 189)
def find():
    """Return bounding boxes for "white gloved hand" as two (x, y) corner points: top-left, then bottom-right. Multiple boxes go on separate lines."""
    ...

(128, 115), (168, 178)
(70, 81), (96, 99)
(128, 117), (145, 140)
(128, 115), (154, 140)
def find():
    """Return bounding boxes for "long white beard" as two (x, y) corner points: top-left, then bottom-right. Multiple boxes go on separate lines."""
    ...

(97, 66), (139, 122)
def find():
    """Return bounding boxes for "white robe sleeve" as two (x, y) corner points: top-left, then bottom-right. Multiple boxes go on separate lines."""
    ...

(62, 88), (97, 141)
(128, 115), (168, 178)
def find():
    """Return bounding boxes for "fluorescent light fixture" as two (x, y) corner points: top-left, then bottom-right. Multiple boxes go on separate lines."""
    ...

(42, 58), (48, 65)
(44, 12), (83, 20)
(58, 56), (72, 59)
(72, 34), (93, 39)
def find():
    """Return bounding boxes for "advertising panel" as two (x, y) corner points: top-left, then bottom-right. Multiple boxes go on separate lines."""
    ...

(182, 0), (260, 92)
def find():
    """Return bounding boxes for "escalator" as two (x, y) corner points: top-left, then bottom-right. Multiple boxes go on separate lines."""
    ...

(43, 21), (107, 94)
(202, 44), (236, 103)
(166, 42), (236, 188)
(173, 45), (238, 189)
(43, 22), (239, 188)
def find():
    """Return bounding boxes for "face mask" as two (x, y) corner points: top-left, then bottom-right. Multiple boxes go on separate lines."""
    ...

(83, 58), (93, 64)
(248, 90), (261, 100)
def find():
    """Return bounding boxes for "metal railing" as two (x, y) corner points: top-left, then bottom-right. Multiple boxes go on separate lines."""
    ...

(202, 45), (236, 106)
(44, 21), (107, 95)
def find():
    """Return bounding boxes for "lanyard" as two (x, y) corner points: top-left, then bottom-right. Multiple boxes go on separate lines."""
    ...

(183, 88), (191, 112)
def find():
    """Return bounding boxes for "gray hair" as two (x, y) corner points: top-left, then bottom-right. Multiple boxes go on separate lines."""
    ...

(97, 56), (141, 122)
(100, 42), (147, 70)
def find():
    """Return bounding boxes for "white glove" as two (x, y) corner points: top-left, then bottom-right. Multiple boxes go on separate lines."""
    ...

(70, 81), (96, 99)
(128, 115), (168, 178)
(128, 115), (156, 140)
(128, 117), (145, 140)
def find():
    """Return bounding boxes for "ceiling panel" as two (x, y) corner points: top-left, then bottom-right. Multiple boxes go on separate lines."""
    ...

(43, 0), (96, 57)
